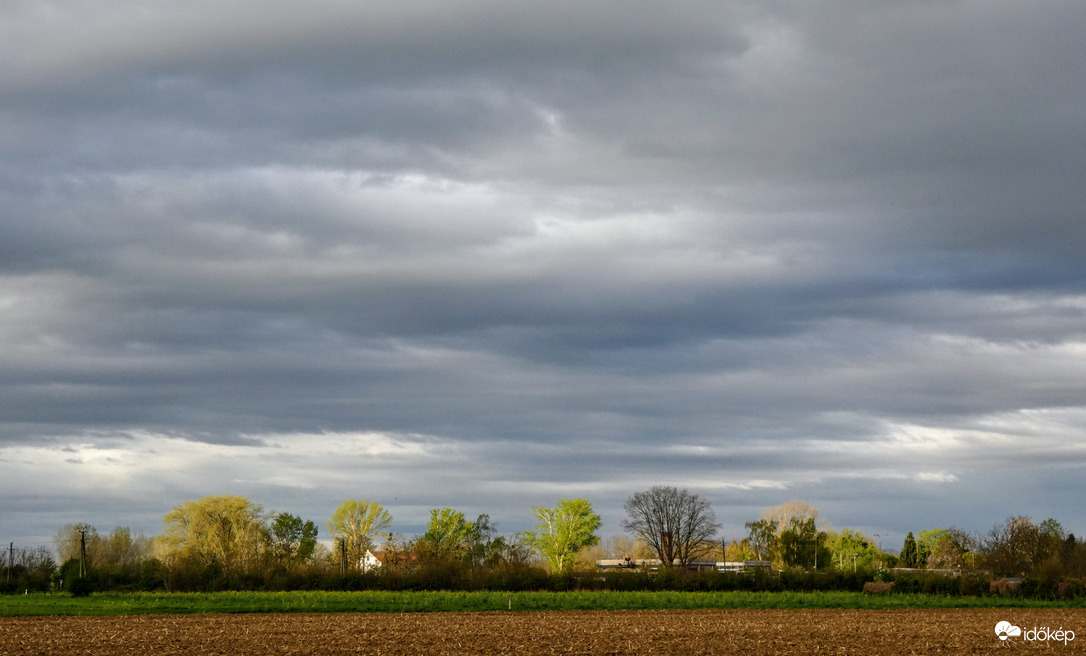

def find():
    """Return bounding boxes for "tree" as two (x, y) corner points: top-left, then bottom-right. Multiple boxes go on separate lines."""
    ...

(327, 499), (392, 572)
(1037, 518), (1066, 564)
(744, 519), (779, 562)
(52, 523), (101, 569)
(2, 545), (55, 592)
(501, 532), (535, 566)
(621, 486), (721, 567)
(779, 516), (828, 569)
(269, 513), (318, 568)
(761, 501), (819, 534)
(900, 531), (919, 568)
(161, 495), (270, 574)
(527, 498), (602, 573)
(464, 514), (507, 570)
(981, 516), (1045, 577)
(825, 529), (877, 572)
(916, 529), (950, 568)
(419, 508), (473, 560)
(925, 534), (967, 571)
(726, 538), (758, 561)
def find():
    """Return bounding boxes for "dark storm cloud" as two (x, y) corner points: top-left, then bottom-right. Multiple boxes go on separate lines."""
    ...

(2, 1), (1086, 545)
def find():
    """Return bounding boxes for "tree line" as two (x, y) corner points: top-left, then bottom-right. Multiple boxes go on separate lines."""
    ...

(4, 486), (1085, 595)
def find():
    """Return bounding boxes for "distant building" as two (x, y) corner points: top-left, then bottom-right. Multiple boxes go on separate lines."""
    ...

(596, 558), (771, 572)
(360, 550), (384, 572)
(716, 560), (772, 573)
(596, 557), (662, 570)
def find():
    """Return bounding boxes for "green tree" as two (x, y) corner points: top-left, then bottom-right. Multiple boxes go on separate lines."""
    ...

(779, 517), (828, 569)
(419, 508), (473, 560)
(916, 528), (950, 567)
(900, 531), (919, 568)
(328, 499), (392, 572)
(1037, 518), (1066, 564)
(5, 546), (56, 592)
(925, 532), (968, 570)
(528, 498), (602, 573)
(726, 538), (758, 561)
(465, 514), (506, 569)
(161, 495), (270, 574)
(269, 513), (319, 567)
(756, 501), (821, 569)
(744, 519), (779, 562)
(825, 528), (877, 571)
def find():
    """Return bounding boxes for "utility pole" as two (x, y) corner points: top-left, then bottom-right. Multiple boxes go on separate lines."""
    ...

(7, 542), (12, 582)
(79, 529), (87, 579)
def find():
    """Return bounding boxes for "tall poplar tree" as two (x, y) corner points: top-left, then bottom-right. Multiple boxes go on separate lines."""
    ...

(327, 499), (392, 571)
(527, 498), (601, 573)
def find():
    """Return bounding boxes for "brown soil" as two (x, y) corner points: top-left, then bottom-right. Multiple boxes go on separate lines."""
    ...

(2, 609), (1084, 655)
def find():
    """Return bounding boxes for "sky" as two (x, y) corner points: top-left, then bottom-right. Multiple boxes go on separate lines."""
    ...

(3, 1), (1086, 555)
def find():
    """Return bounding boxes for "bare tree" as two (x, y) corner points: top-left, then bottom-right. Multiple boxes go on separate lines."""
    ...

(621, 486), (721, 567)
(980, 516), (1043, 577)
(761, 501), (819, 534)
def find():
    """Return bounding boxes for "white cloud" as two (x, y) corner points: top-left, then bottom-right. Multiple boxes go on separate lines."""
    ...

(915, 472), (959, 484)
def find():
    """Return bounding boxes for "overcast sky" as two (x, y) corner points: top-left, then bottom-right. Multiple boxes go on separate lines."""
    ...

(3, 1), (1086, 554)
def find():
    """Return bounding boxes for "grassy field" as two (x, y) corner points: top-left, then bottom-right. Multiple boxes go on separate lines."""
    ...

(2, 590), (1084, 616)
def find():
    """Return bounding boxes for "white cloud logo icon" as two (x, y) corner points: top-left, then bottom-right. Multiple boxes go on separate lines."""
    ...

(995, 621), (1022, 641)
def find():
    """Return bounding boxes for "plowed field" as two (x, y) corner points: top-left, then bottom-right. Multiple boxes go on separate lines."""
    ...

(2, 609), (1084, 655)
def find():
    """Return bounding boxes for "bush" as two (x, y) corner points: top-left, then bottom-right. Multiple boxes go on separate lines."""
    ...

(69, 578), (94, 597)
(1057, 579), (1084, 599)
(958, 575), (986, 597)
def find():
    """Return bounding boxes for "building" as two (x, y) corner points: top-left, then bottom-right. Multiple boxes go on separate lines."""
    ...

(596, 558), (771, 572)
(716, 560), (772, 573)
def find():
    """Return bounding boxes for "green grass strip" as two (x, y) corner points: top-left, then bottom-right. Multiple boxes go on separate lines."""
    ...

(2, 590), (1084, 617)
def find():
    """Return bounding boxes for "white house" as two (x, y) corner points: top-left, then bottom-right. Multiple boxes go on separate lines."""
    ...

(360, 550), (383, 572)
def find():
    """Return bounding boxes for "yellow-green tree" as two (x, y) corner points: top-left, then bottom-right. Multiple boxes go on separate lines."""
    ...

(528, 498), (602, 573)
(160, 495), (270, 574)
(327, 499), (392, 571)
(418, 507), (473, 560)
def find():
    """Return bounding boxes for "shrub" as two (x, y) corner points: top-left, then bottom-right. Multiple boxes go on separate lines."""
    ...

(989, 579), (1020, 596)
(958, 575), (986, 597)
(69, 578), (94, 597)
(1057, 579), (1084, 599)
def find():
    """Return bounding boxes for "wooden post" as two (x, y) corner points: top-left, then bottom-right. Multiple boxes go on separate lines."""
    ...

(79, 530), (87, 579)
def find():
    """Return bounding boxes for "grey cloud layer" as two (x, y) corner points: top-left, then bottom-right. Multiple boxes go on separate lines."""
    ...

(2, 1), (1085, 542)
